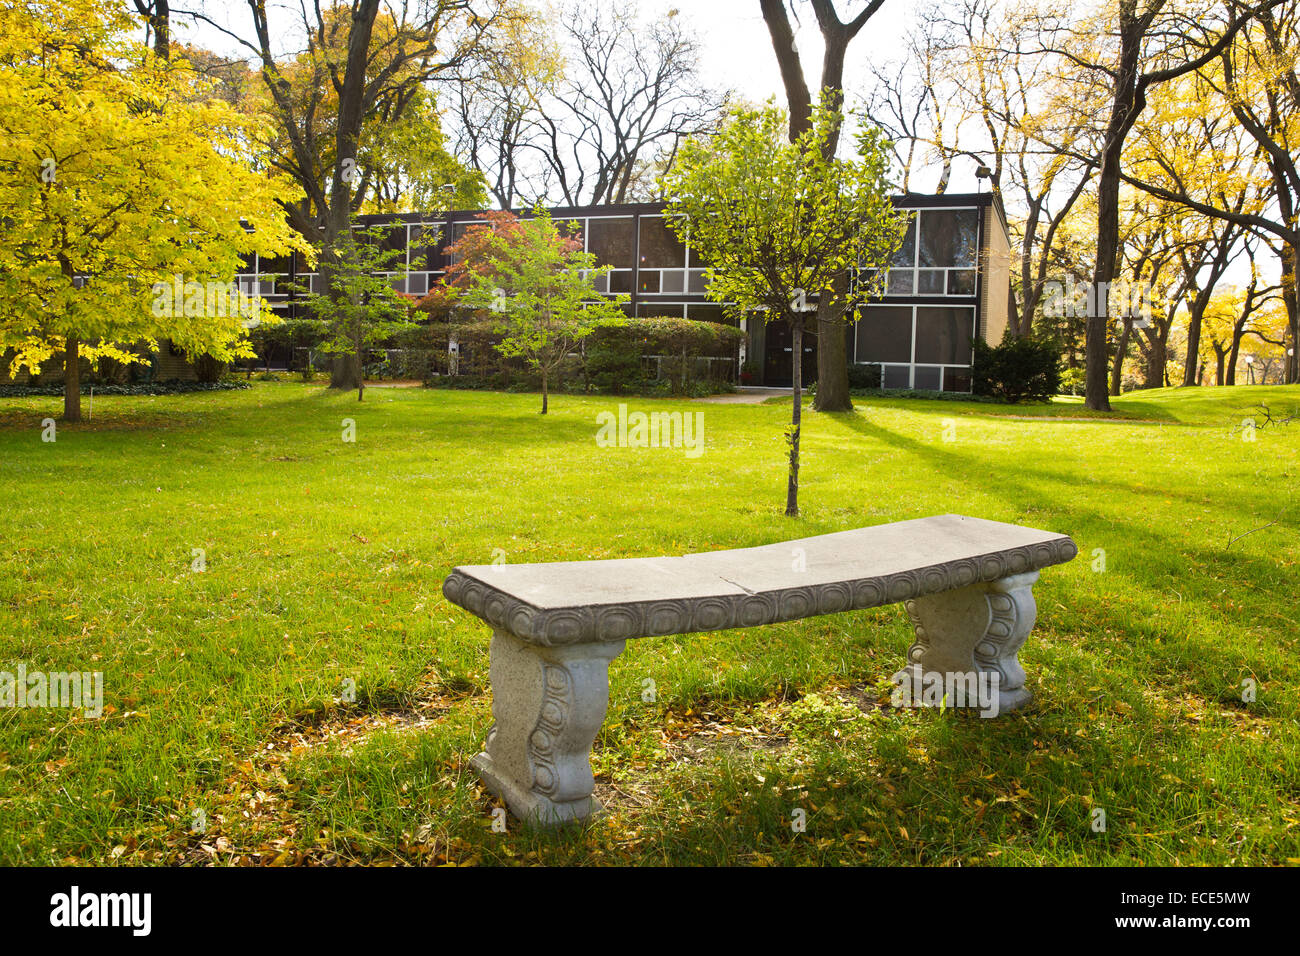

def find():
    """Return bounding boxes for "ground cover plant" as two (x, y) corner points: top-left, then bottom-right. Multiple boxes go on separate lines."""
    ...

(0, 382), (1296, 865)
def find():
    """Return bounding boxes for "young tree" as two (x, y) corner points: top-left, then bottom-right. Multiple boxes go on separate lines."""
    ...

(664, 103), (906, 517)
(293, 223), (417, 402)
(455, 209), (628, 413)
(0, 0), (303, 420)
(759, 0), (889, 413)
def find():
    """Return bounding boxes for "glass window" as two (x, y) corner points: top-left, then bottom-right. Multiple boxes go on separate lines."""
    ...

(687, 303), (726, 324)
(638, 216), (687, 268)
(855, 306), (913, 364)
(445, 220), (479, 264)
(260, 254), (291, 277)
(891, 213), (917, 267)
(914, 307), (973, 365)
(917, 269), (945, 294)
(943, 368), (972, 393)
(609, 270), (633, 294)
(883, 365), (911, 389)
(557, 218), (585, 241)
(660, 270), (685, 294)
(409, 225), (441, 271)
(918, 209), (979, 268)
(947, 269), (976, 296)
(638, 271), (661, 294)
(382, 224), (408, 254)
(638, 303), (686, 317)
(587, 217), (636, 268)
(887, 270), (914, 295)
(688, 270), (709, 294)
(913, 365), (942, 390)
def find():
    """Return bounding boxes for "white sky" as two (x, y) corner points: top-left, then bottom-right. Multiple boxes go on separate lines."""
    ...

(662, 0), (912, 106)
(173, 0), (958, 184)
(167, 0), (1268, 285)
(650, 1), (972, 190)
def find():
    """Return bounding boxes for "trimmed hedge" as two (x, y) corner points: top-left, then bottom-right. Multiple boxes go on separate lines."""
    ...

(0, 380), (252, 397)
(972, 337), (1062, 404)
(845, 387), (1001, 402)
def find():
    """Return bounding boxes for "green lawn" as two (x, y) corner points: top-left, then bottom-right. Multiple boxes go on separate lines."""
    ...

(0, 382), (1297, 866)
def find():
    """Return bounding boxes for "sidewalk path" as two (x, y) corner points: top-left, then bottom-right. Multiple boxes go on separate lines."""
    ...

(693, 387), (788, 404)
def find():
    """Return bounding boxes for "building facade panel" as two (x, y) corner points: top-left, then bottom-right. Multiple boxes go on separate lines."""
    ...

(234, 195), (1011, 390)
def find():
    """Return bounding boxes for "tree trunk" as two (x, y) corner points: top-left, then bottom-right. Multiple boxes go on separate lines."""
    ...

(786, 318), (802, 518)
(814, 274), (852, 412)
(1182, 300), (1206, 387)
(759, 0), (870, 417)
(331, 354), (359, 391)
(152, 1), (169, 59)
(355, 325), (364, 401)
(63, 335), (81, 422)
(1285, 241), (1300, 384)
(1110, 318), (1131, 396)
(1088, 11), (1145, 412)
(541, 369), (548, 414)
(1141, 326), (1168, 389)
(1226, 324), (1243, 385)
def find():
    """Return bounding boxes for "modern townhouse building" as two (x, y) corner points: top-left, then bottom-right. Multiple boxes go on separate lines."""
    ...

(234, 192), (1011, 391)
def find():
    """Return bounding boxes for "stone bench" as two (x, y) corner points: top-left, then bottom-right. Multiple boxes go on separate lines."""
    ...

(442, 514), (1077, 826)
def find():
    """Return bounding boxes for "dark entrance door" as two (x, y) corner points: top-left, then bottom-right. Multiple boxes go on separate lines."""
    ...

(763, 319), (818, 388)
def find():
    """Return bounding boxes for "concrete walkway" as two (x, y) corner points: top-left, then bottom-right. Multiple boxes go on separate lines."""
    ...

(693, 386), (788, 404)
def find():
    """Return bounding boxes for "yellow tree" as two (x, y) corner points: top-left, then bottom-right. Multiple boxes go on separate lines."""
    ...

(1200, 286), (1246, 384)
(0, 0), (305, 420)
(1128, 63), (1271, 386)
(1238, 296), (1292, 381)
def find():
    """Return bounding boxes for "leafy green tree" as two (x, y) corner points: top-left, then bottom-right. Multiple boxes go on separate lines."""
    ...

(663, 102), (905, 516)
(292, 223), (417, 402)
(456, 209), (628, 413)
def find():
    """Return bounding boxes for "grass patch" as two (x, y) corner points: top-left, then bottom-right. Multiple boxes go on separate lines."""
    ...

(0, 382), (1297, 865)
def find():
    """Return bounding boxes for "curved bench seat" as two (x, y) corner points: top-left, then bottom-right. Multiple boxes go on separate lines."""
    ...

(442, 514), (1077, 826)
(443, 514), (1077, 647)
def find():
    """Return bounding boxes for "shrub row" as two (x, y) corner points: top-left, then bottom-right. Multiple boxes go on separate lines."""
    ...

(0, 380), (252, 397)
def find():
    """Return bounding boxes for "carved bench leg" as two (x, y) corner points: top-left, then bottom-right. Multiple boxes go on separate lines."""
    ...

(894, 571), (1039, 716)
(472, 629), (625, 826)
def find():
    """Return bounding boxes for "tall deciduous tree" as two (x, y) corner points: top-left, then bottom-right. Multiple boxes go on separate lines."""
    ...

(1039, 0), (1282, 409)
(664, 103), (905, 516)
(449, 3), (727, 209)
(1120, 0), (1300, 384)
(0, 0), (304, 420)
(759, 0), (886, 413)
(184, 0), (500, 390)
